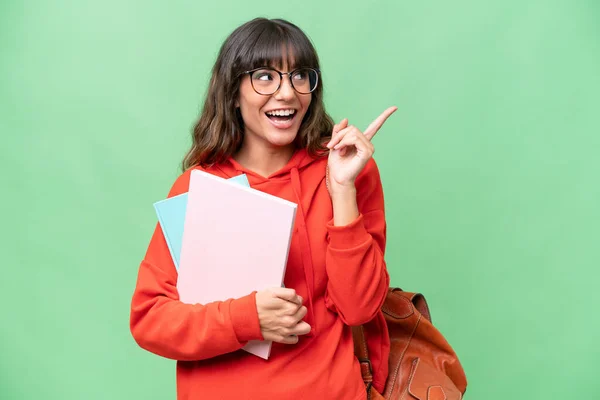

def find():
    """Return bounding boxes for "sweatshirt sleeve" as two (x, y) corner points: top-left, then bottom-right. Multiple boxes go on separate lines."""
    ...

(324, 158), (390, 326)
(129, 169), (263, 361)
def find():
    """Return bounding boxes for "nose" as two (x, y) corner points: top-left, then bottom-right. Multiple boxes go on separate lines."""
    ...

(274, 74), (295, 101)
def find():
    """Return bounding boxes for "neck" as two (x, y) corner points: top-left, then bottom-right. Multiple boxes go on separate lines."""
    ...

(233, 138), (296, 178)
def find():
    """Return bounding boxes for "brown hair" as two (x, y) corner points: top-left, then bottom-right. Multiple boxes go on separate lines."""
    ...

(182, 18), (334, 171)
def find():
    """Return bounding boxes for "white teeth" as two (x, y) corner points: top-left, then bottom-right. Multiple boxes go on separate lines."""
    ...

(266, 109), (296, 117)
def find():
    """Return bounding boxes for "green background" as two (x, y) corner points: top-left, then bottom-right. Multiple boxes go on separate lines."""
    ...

(2, 0), (599, 398)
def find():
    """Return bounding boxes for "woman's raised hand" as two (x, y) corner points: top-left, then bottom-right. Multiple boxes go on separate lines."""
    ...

(326, 106), (397, 194)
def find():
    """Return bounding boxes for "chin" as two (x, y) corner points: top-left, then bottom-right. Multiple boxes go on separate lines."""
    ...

(263, 126), (299, 146)
(266, 134), (298, 148)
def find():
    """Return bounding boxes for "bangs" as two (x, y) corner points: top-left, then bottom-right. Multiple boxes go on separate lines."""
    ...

(235, 20), (319, 72)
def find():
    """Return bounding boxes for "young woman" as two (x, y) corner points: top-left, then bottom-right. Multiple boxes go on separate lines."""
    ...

(130, 17), (396, 399)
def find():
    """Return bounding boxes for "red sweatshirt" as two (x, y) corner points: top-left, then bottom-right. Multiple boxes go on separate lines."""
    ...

(130, 148), (390, 399)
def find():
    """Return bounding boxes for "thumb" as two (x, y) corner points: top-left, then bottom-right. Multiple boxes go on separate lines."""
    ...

(334, 118), (349, 134)
(327, 119), (349, 149)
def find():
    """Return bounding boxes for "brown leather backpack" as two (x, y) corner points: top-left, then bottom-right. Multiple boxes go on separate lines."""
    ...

(353, 288), (468, 400)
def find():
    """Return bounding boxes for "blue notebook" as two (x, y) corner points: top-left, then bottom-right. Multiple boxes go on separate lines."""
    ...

(153, 174), (250, 270)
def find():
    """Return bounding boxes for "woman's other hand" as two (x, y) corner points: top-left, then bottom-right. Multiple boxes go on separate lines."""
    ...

(255, 288), (311, 344)
(326, 106), (397, 195)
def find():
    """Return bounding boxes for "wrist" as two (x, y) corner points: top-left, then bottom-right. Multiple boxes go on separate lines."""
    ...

(231, 292), (264, 342)
(328, 181), (356, 199)
(330, 184), (359, 226)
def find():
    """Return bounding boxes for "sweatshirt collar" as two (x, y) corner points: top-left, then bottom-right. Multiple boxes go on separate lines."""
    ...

(218, 148), (316, 181)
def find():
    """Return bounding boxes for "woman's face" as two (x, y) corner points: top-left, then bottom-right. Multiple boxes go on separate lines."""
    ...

(236, 62), (312, 151)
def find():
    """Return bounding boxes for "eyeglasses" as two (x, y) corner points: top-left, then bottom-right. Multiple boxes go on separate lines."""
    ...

(242, 67), (320, 95)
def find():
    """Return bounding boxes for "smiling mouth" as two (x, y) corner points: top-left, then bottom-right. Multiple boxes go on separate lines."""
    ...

(265, 109), (297, 123)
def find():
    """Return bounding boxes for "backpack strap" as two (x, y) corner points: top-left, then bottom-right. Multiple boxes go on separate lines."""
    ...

(352, 325), (373, 392)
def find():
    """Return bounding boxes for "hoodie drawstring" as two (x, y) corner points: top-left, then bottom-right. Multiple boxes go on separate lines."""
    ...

(290, 167), (317, 335)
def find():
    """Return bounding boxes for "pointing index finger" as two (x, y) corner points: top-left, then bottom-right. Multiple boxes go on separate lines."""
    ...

(363, 106), (398, 140)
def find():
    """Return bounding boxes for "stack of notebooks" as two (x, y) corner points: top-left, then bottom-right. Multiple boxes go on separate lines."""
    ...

(153, 171), (297, 359)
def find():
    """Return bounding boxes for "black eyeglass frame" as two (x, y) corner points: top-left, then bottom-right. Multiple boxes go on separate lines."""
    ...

(241, 67), (320, 95)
